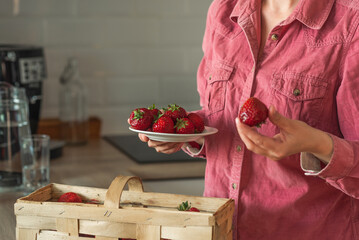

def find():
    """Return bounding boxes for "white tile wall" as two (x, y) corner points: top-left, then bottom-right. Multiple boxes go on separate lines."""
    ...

(0, 0), (212, 135)
(18, 0), (76, 16)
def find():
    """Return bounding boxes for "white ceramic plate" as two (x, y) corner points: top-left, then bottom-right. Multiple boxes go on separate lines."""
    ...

(129, 126), (218, 142)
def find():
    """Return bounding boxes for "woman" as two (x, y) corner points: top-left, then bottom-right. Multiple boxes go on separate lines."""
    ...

(139, 0), (359, 239)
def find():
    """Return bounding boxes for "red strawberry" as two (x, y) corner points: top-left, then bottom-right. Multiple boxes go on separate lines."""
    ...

(239, 97), (268, 127)
(58, 192), (82, 203)
(87, 199), (101, 204)
(164, 104), (187, 121)
(175, 118), (195, 134)
(187, 113), (205, 133)
(129, 108), (154, 130)
(152, 114), (175, 133)
(188, 141), (201, 149)
(79, 234), (95, 238)
(148, 104), (160, 119)
(177, 201), (200, 212)
(189, 207), (200, 212)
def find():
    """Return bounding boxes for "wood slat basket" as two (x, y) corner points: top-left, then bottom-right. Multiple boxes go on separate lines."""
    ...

(14, 175), (235, 240)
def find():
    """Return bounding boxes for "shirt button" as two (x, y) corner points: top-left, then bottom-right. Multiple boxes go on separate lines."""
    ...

(236, 145), (242, 152)
(209, 75), (212, 80)
(232, 183), (237, 189)
(271, 34), (279, 41)
(293, 88), (301, 96)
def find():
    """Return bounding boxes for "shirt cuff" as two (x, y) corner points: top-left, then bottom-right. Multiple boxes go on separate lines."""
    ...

(301, 133), (354, 180)
(182, 139), (206, 158)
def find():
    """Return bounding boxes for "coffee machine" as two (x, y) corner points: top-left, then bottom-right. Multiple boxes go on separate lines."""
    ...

(0, 44), (46, 134)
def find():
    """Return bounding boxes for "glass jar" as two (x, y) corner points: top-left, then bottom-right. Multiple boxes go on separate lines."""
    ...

(0, 83), (31, 192)
(59, 58), (88, 145)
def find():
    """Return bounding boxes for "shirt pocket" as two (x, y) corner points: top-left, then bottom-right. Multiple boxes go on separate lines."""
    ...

(205, 60), (234, 115)
(270, 71), (328, 126)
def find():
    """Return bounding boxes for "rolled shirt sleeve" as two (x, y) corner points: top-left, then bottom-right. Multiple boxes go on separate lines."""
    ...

(301, 29), (359, 199)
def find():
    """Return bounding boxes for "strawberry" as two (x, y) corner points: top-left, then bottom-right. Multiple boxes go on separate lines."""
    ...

(187, 113), (205, 133)
(177, 201), (200, 212)
(58, 192), (82, 203)
(188, 207), (200, 212)
(174, 118), (195, 134)
(129, 108), (154, 130)
(164, 104), (187, 121)
(152, 114), (175, 133)
(148, 104), (160, 119)
(79, 234), (95, 238)
(239, 97), (268, 127)
(188, 141), (201, 149)
(87, 199), (101, 204)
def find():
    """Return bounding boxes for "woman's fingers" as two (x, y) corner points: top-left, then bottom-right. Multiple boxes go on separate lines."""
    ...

(138, 133), (149, 142)
(137, 133), (182, 154)
(148, 140), (183, 154)
(238, 128), (267, 155)
(236, 118), (285, 160)
(158, 143), (184, 154)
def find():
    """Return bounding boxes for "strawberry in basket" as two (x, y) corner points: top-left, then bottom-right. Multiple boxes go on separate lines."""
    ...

(177, 201), (200, 212)
(58, 192), (82, 203)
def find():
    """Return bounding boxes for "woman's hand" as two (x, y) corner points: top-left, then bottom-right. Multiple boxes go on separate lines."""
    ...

(128, 118), (183, 154)
(236, 106), (333, 163)
(138, 133), (184, 154)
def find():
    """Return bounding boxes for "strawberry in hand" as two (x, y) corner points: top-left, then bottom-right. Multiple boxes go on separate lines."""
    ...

(129, 108), (154, 130)
(239, 97), (268, 127)
(174, 118), (195, 134)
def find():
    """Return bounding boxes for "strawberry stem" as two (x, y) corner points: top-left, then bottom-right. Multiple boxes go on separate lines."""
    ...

(133, 110), (144, 120)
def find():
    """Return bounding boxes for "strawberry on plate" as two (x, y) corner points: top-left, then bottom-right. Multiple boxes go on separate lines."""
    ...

(148, 104), (160, 119)
(164, 104), (187, 121)
(129, 108), (154, 130)
(174, 118), (195, 134)
(239, 97), (268, 127)
(152, 114), (175, 133)
(187, 113), (205, 133)
(58, 192), (82, 203)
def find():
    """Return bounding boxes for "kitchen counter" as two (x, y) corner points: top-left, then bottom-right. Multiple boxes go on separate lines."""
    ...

(0, 139), (205, 240)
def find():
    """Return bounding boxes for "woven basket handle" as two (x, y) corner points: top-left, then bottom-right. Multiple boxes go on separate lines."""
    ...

(104, 175), (144, 209)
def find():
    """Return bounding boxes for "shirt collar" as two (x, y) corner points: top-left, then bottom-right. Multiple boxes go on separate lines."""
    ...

(230, 0), (335, 30)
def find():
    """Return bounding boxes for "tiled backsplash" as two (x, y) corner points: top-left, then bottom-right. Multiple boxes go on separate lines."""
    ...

(0, 0), (211, 134)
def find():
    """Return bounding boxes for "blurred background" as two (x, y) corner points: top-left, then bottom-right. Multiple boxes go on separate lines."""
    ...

(0, 0), (212, 135)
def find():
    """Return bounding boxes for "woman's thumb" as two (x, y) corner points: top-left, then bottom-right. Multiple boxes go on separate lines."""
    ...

(268, 106), (288, 128)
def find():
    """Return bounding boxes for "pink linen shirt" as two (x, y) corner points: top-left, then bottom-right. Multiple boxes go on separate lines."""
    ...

(185, 0), (359, 239)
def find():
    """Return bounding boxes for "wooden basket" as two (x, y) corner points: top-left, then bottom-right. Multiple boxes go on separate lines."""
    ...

(14, 175), (235, 240)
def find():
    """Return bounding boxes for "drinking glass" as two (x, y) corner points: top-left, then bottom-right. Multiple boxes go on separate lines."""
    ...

(20, 134), (50, 194)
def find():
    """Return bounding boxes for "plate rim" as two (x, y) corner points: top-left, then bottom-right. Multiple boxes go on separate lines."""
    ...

(128, 126), (218, 138)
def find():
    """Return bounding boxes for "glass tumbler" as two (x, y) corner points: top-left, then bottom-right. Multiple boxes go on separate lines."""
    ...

(21, 134), (50, 194)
